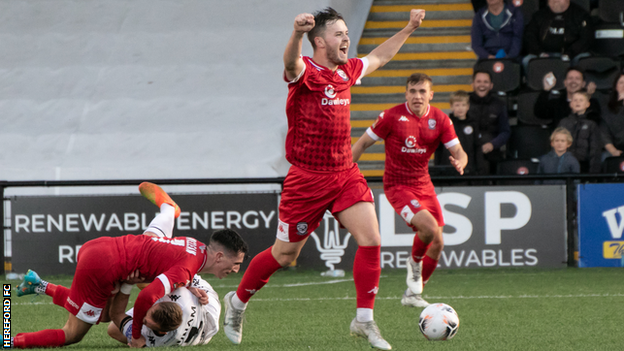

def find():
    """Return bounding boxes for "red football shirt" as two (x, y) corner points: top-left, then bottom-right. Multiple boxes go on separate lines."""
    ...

(284, 56), (367, 172)
(368, 103), (459, 191)
(116, 235), (207, 339)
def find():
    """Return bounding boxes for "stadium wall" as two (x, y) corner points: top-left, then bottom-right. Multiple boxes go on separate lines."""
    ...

(0, 0), (371, 192)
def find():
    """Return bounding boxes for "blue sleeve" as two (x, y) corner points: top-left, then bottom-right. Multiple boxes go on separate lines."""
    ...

(471, 12), (490, 59)
(490, 107), (511, 149)
(507, 10), (524, 58)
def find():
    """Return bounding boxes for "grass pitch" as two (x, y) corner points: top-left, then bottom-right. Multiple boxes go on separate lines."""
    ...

(9, 267), (624, 350)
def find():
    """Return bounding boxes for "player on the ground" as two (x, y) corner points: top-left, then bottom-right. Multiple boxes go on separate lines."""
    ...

(14, 182), (248, 349)
(352, 73), (468, 307)
(222, 7), (425, 350)
(107, 273), (221, 347)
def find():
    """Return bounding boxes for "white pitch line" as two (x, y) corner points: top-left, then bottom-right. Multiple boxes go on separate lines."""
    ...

(11, 292), (624, 306)
(251, 292), (624, 302)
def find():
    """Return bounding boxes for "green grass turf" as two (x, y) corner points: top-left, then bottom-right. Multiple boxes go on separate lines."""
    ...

(8, 267), (624, 350)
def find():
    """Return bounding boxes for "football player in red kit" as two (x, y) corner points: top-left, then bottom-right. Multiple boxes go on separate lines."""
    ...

(353, 73), (468, 308)
(222, 7), (426, 350)
(14, 182), (247, 349)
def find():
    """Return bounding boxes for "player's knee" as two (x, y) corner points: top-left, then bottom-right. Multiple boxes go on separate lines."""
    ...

(274, 252), (297, 266)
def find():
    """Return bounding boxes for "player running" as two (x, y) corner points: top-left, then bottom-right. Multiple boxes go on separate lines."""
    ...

(352, 73), (467, 308)
(14, 182), (248, 349)
(222, 7), (425, 350)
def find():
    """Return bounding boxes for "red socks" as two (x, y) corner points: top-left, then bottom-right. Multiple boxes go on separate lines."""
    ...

(236, 247), (283, 303)
(43, 283), (70, 308)
(411, 233), (430, 262)
(422, 255), (438, 284)
(353, 246), (381, 309)
(13, 330), (65, 349)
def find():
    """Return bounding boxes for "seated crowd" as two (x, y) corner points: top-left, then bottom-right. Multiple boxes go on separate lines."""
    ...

(447, 0), (624, 175)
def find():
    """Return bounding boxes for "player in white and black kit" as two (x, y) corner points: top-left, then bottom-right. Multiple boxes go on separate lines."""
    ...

(107, 274), (221, 347)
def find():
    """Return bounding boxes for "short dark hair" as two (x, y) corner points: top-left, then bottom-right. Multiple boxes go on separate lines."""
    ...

(308, 7), (345, 50)
(151, 302), (183, 332)
(209, 229), (249, 257)
(566, 66), (585, 81)
(406, 73), (433, 89)
(608, 73), (624, 113)
(472, 69), (492, 82)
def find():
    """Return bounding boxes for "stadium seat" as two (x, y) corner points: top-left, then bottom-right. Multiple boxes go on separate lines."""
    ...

(516, 91), (552, 125)
(496, 159), (540, 184)
(526, 58), (570, 91)
(598, 0), (624, 24)
(511, 0), (539, 25)
(602, 156), (624, 173)
(571, 0), (591, 12)
(592, 23), (624, 58)
(507, 125), (552, 159)
(576, 56), (621, 91)
(497, 159), (539, 174)
(474, 59), (521, 94)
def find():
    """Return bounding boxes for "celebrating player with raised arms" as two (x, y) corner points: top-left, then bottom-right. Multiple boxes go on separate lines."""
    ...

(222, 7), (426, 350)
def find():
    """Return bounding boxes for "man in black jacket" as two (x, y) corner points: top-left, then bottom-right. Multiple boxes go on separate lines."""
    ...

(534, 67), (601, 128)
(522, 0), (593, 69)
(469, 70), (510, 174)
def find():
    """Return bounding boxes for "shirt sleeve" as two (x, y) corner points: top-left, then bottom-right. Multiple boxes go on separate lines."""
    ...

(131, 267), (193, 339)
(368, 110), (391, 140)
(440, 114), (459, 146)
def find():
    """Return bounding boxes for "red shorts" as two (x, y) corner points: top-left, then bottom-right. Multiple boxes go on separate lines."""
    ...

(384, 185), (444, 230)
(277, 164), (373, 242)
(66, 237), (124, 324)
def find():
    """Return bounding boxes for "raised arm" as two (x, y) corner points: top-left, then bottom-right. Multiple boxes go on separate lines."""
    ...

(363, 9), (425, 76)
(352, 132), (377, 162)
(448, 143), (468, 175)
(284, 13), (315, 81)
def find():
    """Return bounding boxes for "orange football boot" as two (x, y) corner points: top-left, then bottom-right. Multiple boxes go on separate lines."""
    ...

(139, 182), (181, 218)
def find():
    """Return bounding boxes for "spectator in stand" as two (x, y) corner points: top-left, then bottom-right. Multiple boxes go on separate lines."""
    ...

(522, 0), (593, 69)
(471, 0), (523, 60)
(600, 73), (624, 160)
(557, 90), (602, 173)
(469, 70), (510, 174)
(435, 90), (484, 175)
(537, 127), (580, 183)
(534, 67), (601, 128)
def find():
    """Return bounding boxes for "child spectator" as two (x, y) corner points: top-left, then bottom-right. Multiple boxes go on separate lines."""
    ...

(435, 90), (484, 174)
(557, 90), (602, 173)
(537, 127), (580, 181)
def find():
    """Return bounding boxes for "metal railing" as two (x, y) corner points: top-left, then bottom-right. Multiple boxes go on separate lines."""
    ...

(2, 172), (623, 273)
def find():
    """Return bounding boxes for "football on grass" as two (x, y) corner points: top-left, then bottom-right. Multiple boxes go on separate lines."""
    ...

(418, 303), (459, 341)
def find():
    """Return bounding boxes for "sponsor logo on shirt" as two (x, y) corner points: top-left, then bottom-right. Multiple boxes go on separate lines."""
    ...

(324, 85), (337, 98)
(402, 135), (427, 154)
(321, 97), (350, 106)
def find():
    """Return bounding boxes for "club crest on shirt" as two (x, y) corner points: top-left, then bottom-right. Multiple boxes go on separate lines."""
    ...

(324, 85), (337, 99)
(428, 119), (436, 130)
(463, 126), (474, 135)
(336, 69), (349, 81)
(296, 222), (308, 235)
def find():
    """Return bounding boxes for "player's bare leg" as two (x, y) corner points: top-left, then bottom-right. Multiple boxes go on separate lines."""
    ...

(337, 202), (391, 350)
(403, 211), (439, 308)
(223, 238), (307, 344)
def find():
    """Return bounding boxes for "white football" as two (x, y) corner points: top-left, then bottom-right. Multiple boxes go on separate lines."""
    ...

(418, 303), (459, 341)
